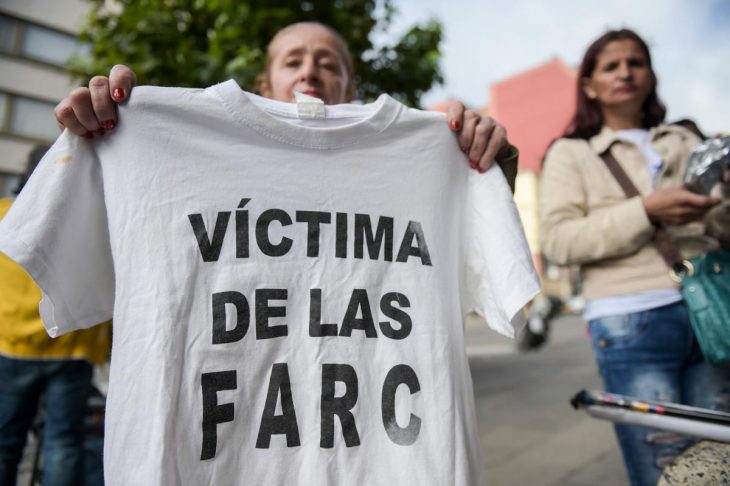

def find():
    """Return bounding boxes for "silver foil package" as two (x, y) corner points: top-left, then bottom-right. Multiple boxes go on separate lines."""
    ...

(683, 136), (730, 194)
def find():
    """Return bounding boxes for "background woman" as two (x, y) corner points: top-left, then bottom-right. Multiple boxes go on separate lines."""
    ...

(540, 29), (730, 486)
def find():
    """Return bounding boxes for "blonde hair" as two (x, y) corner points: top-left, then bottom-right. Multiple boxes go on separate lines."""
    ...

(255, 22), (357, 102)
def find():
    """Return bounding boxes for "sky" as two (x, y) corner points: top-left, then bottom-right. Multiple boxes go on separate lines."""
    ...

(387, 0), (730, 133)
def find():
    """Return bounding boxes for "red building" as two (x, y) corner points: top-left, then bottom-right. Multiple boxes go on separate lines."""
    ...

(432, 58), (577, 283)
(481, 58), (577, 173)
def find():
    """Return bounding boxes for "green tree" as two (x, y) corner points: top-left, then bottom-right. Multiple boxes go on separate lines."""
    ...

(70, 0), (443, 107)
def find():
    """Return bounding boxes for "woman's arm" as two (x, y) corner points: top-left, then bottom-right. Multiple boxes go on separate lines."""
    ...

(642, 187), (720, 226)
(540, 140), (721, 266)
(539, 140), (656, 266)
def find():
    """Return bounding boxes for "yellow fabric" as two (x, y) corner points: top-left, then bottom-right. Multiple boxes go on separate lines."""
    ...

(0, 198), (110, 363)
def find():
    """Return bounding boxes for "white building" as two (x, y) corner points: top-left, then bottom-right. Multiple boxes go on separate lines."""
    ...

(0, 0), (88, 196)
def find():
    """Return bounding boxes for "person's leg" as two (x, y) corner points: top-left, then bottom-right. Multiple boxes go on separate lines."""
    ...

(682, 316), (730, 412)
(0, 355), (44, 485)
(588, 302), (692, 486)
(81, 389), (106, 486)
(40, 359), (92, 486)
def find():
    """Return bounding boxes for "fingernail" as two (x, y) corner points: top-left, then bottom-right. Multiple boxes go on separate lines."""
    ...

(478, 166), (487, 174)
(112, 88), (125, 101)
(83, 132), (93, 139)
(450, 120), (461, 131)
(101, 119), (116, 130)
(95, 129), (105, 137)
(469, 159), (477, 168)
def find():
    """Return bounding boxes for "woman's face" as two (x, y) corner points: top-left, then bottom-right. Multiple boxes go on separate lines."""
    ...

(583, 39), (654, 114)
(261, 24), (350, 105)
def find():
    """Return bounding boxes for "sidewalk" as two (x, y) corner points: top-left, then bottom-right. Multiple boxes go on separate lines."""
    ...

(466, 313), (628, 485)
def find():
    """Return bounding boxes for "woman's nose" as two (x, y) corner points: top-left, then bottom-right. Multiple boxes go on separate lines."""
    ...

(299, 58), (319, 82)
(617, 62), (632, 79)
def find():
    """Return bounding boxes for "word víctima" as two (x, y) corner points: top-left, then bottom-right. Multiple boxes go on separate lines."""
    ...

(188, 198), (432, 265)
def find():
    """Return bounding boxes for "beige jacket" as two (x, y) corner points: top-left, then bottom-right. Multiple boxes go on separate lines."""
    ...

(540, 124), (704, 299)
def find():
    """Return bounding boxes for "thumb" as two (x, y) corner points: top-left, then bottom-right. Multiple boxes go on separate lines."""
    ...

(687, 194), (722, 208)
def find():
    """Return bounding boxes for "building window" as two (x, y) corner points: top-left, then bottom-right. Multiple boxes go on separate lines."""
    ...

(0, 91), (61, 142)
(0, 92), (7, 130)
(0, 13), (87, 68)
(0, 15), (18, 51)
(1, 173), (21, 198)
(22, 24), (85, 66)
(10, 97), (58, 140)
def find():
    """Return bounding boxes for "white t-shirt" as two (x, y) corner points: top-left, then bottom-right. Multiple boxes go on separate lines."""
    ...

(0, 81), (539, 486)
(615, 128), (663, 187)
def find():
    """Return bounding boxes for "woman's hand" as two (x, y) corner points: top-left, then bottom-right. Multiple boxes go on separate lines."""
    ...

(642, 186), (721, 226)
(444, 100), (512, 173)
(54, 65), (136, 137)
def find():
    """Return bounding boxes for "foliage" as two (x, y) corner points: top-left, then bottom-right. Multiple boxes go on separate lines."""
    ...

(69, 0), (443, 106)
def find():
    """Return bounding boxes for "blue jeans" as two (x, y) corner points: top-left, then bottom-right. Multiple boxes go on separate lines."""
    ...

(0, 355), (93, 486)
(588, 301), (730, 486)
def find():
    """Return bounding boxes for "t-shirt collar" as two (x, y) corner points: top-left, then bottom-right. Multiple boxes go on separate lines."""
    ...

(209, 80), (403, 150)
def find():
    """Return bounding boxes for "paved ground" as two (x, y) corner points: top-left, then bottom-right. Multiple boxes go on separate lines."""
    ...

(466, 313), (628, 486)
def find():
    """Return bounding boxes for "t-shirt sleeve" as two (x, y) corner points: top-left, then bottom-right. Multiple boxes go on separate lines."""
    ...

(463, 164), (541, 338)
(0, 131), (114, 337)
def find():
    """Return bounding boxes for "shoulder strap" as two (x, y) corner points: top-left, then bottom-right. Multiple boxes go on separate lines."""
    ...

(599, 149), (684, 269)
(600, 149), (641, 198)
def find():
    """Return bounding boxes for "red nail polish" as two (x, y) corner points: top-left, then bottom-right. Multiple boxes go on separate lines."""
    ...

(450, 120), (461, 131)
(112, 88), (125, 101)
(469, 159), (477, 168)
(478, 166), (487, 174)
(83, 132), (93, 139)
(101, 119), (116, 130)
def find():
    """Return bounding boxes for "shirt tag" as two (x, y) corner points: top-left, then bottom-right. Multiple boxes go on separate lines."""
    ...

(294, 91), (326, 119)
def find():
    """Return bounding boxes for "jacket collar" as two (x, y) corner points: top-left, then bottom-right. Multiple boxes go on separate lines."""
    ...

(588, 124), (680, 154)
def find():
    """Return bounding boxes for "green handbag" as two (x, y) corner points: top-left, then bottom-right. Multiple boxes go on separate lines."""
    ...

(599, 150), (730, 367)
(675, 249), (730, 367)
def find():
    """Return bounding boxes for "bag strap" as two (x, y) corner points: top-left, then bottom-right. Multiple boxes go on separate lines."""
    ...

(599, 149), (685, 272)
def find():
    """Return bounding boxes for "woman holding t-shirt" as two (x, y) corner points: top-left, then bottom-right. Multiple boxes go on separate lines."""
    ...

(540, 29), (730, 486)
(33, 21), (534, 485)
(55, 22), (518, 182)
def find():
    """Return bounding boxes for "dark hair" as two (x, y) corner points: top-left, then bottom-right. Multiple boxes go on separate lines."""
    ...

(672, 118), (707, 140)
(15, 145), (49, 194)
(564, 29), (666, 140)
